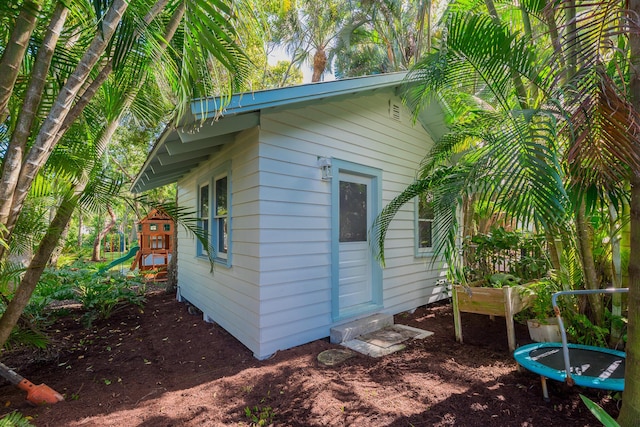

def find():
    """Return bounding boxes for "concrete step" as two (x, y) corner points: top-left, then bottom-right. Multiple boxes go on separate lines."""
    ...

(330, 313), (393, 344)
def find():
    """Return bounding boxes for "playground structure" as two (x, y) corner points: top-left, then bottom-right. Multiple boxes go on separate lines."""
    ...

(130, 209), (174, 281)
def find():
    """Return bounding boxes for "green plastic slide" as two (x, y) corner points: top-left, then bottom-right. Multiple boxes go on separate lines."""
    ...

(96, 246), (139, 274)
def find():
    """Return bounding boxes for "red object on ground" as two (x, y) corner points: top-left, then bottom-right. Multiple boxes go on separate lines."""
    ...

(0, 361), (64, 406)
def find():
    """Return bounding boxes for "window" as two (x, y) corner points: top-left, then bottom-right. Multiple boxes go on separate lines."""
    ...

(195, 162), (231, 266)
(197, 183), (209, 257)
(339, 181), (367, 242)
(214, 174), (228, 259)
(416, 194), (434, 255)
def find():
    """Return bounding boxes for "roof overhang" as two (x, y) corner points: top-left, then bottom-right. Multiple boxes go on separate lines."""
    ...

(131, 72), (448, 193)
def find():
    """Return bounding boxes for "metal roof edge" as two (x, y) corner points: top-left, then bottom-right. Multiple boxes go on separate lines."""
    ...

(191, 72), (409, 121)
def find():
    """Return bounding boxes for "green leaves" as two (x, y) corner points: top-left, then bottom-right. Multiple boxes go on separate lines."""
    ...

(579, 395), (620, 427)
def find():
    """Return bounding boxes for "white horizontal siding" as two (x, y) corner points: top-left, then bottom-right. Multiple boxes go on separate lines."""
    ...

(175, 127), (264, 357)
(254, 90), (445, 357)
(174, 89), (446, 359)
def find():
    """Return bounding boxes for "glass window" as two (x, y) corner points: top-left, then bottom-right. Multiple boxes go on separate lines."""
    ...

(163, 223), (171, 232)
(214, 175), (228, 258)
(339, 181), (367, 242)
(196, 163), (231, 266)
(197, 183), (209, 257)
(417, 194), (434, 252)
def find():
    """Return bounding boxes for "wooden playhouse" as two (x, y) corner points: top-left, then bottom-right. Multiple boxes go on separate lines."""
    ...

(131, 209), (174, 280)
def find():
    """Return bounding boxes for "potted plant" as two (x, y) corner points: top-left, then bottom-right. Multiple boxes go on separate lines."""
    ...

(524, 278), (562, 342)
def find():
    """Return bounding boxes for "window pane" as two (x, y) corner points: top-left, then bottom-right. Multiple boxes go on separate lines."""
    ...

(215, 177), (227, 216)
(419, 220), (433, 248)
(200, 185), (209, 217)
(202, 219), (209, 238)
(340, 181), (367, 242)
(218, 218), (227, 253)
(419, 195), (434, 219)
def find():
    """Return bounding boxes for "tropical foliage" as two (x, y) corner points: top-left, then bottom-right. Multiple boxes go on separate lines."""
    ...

(372, 1), (640, 423)
(0, 0), (248, 352)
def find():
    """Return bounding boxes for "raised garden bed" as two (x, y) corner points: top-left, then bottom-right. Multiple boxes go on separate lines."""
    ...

(452, 281), (536, 352)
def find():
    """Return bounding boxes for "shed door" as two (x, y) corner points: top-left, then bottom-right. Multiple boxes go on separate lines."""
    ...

(337, 171), (375, 317)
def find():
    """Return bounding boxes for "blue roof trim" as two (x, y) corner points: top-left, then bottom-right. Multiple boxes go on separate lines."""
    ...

(192, 72), (408, 120)
(131, 72), (448, 194)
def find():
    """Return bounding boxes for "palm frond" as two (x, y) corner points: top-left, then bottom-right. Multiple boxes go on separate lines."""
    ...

(404, 11), (542, 118)
(558, 68), (640, 197)
(372, 164), (468, 272)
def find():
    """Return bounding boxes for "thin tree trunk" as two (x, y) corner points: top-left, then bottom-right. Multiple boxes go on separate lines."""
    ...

(92, 206), (116, 261)
(77, 209), (83, 247)
(545, 233), (562, 275)
(0, 191), (78, 348)
(0, 3), (69, 262)
(0, 0), (129, 243)
(461, 194), (475, 269)
(0, 0), (42, 123)
(0, 0), (186, 352)
(608, 202), (623, 346)
(618, 1), (640, 423)
(166, 192), (179, 292)
(48, 219), (70, 267)
(575, 201), (604, 325)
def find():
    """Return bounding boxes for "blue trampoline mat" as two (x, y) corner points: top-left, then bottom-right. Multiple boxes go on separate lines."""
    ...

(514, 342), (625, 391)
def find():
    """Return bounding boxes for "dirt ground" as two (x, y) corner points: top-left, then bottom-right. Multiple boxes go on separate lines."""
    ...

(0, 289), (620, 426)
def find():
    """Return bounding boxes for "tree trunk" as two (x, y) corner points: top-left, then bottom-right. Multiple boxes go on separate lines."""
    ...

(166, 194), (179, 292)
(92, 206), (117, 262)
(0, 192), (77, 348)
(0, 3), (69, 262)
(618, 1), (640, 424)
(48, 219), (71, 267)
(311, 47), (327, 82)
(77, 209), (83, 247)
(608, 202), (623, 346)
(575, 201), (604, 325)
(0, 0), (42, 123)
(0, 0), (129, 244)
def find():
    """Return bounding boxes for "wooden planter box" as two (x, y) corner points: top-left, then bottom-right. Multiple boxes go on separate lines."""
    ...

(452, 282), (536, 352)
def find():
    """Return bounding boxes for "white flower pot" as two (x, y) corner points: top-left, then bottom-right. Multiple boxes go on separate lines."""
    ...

(527, 317), (562, 343)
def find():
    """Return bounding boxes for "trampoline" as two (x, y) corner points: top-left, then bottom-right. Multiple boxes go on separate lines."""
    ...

(514, 288), (627, 400)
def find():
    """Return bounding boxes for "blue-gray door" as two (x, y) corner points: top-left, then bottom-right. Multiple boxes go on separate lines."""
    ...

(332, 162), (382, 321)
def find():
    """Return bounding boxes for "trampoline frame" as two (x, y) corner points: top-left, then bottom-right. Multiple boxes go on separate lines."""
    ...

(514, 288), (627, 400)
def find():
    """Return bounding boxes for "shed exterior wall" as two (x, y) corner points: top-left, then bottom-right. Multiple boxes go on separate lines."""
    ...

(176, 90), (448, 359)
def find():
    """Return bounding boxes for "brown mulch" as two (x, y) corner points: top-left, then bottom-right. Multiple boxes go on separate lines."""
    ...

(0, 290), (619, 426)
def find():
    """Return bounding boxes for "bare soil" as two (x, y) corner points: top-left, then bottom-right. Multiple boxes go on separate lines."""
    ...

(0, 290), (620, 426)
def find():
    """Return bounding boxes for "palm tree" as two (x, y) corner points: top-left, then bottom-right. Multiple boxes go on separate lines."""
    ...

(271, 0), (353, 82)
(373, 2), (640, 423)
(0, 0), (248, 349)
(334, 0), (437, 78)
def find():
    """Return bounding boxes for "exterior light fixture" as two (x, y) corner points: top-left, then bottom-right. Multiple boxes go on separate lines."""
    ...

(317, 156), (332, 181)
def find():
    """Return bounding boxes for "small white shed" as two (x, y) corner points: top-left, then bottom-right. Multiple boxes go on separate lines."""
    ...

(132, 72), (450, 359)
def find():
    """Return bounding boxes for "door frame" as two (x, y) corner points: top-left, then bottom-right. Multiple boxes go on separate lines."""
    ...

(330, 159), (383, 322)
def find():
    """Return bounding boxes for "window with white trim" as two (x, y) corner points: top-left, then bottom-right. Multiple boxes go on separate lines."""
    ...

(416, 194), (434, 255)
